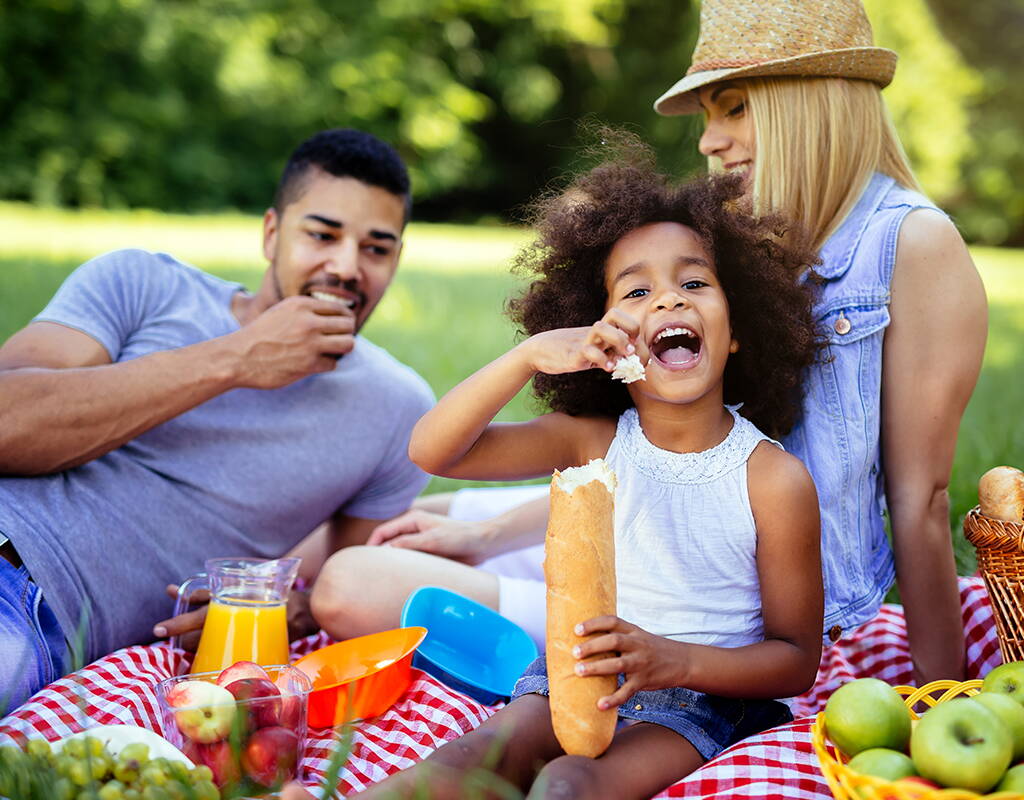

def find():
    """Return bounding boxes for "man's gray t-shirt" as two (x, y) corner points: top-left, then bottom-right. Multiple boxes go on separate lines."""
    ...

(0, 249), (434, 662)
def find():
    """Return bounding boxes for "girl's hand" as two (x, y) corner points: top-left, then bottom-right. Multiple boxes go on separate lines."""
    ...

(572, 615), (685, 711)
(522, 308), (639, 376)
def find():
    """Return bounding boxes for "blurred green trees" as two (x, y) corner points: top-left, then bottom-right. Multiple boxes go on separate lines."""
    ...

(1, 0), (1020, 242)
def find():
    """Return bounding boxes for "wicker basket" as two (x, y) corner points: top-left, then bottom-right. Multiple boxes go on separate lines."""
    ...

(964, 506), (1024, 663)
(812, 679), (1021, 799)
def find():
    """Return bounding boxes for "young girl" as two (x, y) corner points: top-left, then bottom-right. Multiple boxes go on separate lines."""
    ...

(335, 148), (826, 800)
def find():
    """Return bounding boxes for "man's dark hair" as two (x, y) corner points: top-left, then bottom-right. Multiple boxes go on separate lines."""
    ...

(274, 128), (412, 222)
(508, 135), (824, 439)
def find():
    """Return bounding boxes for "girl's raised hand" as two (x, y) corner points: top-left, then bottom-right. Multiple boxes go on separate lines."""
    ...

(571, 615), (685, 711)
(521, 307), (639, 376)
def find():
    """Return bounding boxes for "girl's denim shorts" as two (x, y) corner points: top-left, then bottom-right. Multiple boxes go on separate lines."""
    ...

(511, 656), (792, 761)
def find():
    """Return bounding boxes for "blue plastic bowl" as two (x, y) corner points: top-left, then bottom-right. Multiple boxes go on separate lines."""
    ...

(400, 586), (538, 705)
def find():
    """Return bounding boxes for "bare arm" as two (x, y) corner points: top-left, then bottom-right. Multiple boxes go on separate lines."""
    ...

(0, 296), (355, 476)
(409, 309), (636, 481)
(882, 209), (987, 683)
(576, 444), (823, 702)
(366, 493), (552, 562)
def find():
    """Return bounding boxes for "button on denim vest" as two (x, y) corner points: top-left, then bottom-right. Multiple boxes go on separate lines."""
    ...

(783, 173), (943, 643)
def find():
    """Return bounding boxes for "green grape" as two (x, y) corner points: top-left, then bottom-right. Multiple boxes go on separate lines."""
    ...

(141, 784), (172, 800)
(123, 789), (143, 800)
(26, 738), (52, 758)
(140, 764), (169, 786)
(55, 752), (78, 777)
(114, 756), (142, 783)
(98, 779), (127, 800)
(84, 736), (107, 757)
(191, 778), (219, 800)
(0, 744), (24, 764)
(89, 753), (113, 780)
(53, 775), (77, 800)
(162, 780), (190, 800)
(166, 760), (190, 783)
(189, 764), (213, 784)
(63, 738), (88, 759)
(120, 743), (151, 763)
(67, 758), (93, 786)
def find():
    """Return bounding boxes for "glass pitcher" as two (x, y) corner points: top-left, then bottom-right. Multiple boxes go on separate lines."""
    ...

(172, 557), (301, 674)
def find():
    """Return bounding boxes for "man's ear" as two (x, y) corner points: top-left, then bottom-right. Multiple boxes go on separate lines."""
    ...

(262, 207), (279, 263)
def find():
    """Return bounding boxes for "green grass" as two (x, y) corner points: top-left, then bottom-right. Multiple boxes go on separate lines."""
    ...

(2, 203), (1023, 574)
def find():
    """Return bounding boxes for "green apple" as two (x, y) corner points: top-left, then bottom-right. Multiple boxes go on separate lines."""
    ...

(847, 747), (917, 780)
(982, 661), (1024, 707)
(824, 678), (912, 757)
(973, 691), (1024, 761)
(995, 763), (1024, 793)
(910, 697), (1012, 793)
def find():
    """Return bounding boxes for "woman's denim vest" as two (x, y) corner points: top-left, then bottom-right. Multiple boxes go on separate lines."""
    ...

(783, 173), (943, 644)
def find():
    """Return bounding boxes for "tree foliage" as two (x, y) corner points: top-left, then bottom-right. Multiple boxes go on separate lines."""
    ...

(0, 0), (1018, 242)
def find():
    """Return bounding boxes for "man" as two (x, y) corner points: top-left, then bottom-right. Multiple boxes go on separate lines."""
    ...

(0, 129), (434, 709)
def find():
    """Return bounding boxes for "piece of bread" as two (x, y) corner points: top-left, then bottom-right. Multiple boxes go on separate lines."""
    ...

(979, 466), (1024, 522)
(544, 459), (618, 758)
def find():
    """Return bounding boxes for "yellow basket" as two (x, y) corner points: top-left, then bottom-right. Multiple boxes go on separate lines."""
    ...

(964, 507), (1024, 663)
(812, 679), (1024, 799)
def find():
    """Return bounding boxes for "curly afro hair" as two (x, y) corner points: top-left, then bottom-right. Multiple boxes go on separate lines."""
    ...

(507, 140), (823, 439)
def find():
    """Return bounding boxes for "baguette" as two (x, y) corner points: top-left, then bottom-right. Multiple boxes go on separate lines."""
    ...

(545, 459), (618, 758)
(979, 465), (1024, 522)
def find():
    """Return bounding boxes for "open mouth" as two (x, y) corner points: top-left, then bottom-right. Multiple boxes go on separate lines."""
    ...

(310, 290), (359, 312)
(650, 326), (702, 368)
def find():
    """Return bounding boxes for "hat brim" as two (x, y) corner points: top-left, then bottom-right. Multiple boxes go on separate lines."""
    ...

(654, 46), (898, 116)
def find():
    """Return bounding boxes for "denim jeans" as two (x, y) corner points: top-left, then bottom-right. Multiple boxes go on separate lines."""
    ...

(0, 553), (68, 713)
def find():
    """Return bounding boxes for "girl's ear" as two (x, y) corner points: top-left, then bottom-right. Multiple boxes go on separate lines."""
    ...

(729, 338), (740, 353)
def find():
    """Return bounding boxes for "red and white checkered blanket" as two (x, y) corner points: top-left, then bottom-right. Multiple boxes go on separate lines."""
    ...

(0, 577), (1002, 799)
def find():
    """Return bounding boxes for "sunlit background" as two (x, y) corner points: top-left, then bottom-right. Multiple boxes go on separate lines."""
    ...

(1, 0), (1022, 576)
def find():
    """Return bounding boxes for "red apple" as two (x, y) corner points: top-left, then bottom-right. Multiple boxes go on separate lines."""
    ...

(241, 725), (300, 787)
(216, 660), (270, 687)
(165, 680), (237, 743)
(278, 692), (303, 731)
(892, 776), (941, 798)
(196, 739), (242, 788)
(224, 677), (282, 728)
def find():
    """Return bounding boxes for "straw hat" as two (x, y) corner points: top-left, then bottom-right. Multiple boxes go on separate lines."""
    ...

(654, 0), (897, 115)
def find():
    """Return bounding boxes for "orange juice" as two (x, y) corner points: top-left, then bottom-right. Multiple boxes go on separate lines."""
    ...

(191, 598), (290, 674)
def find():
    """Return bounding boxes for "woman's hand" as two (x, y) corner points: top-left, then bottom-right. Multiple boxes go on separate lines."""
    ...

(366, 509), (495, 565)
(571, 615), (686, 711)
(521, 308), (640, 376)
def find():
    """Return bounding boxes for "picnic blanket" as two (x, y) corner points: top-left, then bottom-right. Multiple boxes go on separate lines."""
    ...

(0, 577), (1002, 799)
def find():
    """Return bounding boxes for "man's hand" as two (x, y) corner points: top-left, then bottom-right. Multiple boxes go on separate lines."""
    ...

(153, 584), (317, 651)
(571, 615), (685, 711)
(153, 584), (210, 652)
(366, 510), (494, 565)
(227, 296), (357, 389)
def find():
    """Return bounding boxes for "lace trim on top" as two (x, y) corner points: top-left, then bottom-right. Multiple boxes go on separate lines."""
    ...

(613, 406), (772, 485)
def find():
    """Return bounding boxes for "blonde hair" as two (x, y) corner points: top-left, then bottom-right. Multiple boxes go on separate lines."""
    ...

(738, 77), (920, 251)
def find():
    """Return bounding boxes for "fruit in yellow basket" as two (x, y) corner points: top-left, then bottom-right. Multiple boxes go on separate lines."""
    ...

(973, 690), (1024, 760)
(910, 697), (1012, 793)
(824, 678), (912, 756)
(892, 776), (941, 798)
(165, 680), (237, 743)
(847, 747), (917, 781)
(240, 725), (299, 787)
(995, 763), (1024, 792)
(216, 660), (270, 687)
(982, 661), (1024, 706)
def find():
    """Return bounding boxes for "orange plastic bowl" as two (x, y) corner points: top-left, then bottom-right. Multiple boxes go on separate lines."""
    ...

(293, 627), (426, 728)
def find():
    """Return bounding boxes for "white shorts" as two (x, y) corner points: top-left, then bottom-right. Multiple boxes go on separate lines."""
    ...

(448, 485), (547, 651)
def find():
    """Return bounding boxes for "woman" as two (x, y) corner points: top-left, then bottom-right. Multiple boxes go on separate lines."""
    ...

(312, 0), (986, 690)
